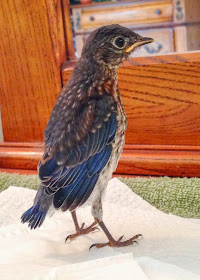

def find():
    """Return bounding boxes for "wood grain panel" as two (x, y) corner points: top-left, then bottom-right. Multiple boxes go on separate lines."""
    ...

(1, 142), (200, 177)
(62, 52), (200, 146)
(0, 0), (66, 142)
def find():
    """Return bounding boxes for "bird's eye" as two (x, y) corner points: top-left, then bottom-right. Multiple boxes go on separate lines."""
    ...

(113, 37), (126, 49)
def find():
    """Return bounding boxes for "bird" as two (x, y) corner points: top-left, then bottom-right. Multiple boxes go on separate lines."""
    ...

(21, 24), (153, 249)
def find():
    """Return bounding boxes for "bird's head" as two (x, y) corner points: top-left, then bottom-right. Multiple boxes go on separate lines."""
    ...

(81, 24), (154, 69)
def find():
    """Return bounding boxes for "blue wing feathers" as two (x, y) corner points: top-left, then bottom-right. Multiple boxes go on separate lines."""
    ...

(69, 175), (99, 211)
(60, 177), (88, 210)
(87, 145), (112, 175)
(65, 146), (81, 166)
(96, 122), (106, 151)
(53, 144), (112, 210)
(39, 157), (58, 179)
(101, 121), (110, 148)
(45, 163), (87, 195)
(53, 181), (81, 209)
(39, 110), (117, 211)
(92, 128), (99, 153)
(108, 112), (118, 143)
(22, 104), (117, 229)
(87, 131), (96, 157)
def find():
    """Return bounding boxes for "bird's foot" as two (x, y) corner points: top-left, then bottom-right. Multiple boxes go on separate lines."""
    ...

(89, 234), (142, 249)
(65, 221), (99, 243)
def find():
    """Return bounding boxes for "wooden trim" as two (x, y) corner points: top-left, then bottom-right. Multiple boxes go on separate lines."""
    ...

(70, 0), (169, 9)
(119, 148), (200, 177)
(62, 0), (76, 60)
(62, 51), (200, 73)
(62, 49), (200, 69)
(1, 142), (200, 177)
(125, 144), (200, 151)
(0, 143), (43, 171)
(174, 26), (188, 52)
(0, 168), (38, 175)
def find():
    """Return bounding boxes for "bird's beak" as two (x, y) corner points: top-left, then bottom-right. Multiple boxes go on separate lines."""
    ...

(125, 37), (154, 53)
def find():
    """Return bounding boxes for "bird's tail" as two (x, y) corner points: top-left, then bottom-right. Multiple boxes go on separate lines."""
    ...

(21, 203), (47, 229)
(21, 184), (53, 229)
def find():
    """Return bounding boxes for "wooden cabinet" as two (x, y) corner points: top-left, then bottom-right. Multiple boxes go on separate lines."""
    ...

(75, 27), (174, 57)
(132, 28), (174, 56)
(71, 0), (200, 58)
(78, 1), (173, 30)
(173, 0), (200, 52)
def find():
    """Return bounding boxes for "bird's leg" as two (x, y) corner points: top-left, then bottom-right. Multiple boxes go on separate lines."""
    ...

(65, 211), (99, 242)
(90, 218), (142, 249)
(90, 197), (142, 249)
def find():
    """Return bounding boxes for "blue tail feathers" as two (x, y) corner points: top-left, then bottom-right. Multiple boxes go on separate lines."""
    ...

(21, 203), (47, 229)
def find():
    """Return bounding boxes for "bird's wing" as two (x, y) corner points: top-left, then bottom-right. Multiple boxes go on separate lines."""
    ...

(38, 94), (117, 211)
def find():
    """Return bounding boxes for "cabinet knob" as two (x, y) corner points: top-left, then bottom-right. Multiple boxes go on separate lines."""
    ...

(90, 16), (95, 21)
(156, 9), (162, 15)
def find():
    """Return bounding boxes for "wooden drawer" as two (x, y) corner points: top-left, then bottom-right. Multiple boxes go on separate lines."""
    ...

(73, 0), (173, 32)
(74, 27), (174, 57)
(133, 28), (174, 56)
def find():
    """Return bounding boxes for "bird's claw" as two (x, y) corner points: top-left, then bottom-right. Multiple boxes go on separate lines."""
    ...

(89, 233), (142, 250)
(89, 243), (99, 251)
(117, 235), (124, 242)
(90, 226), (100, 233)
(65, 222), (99, 243)
(65, 235), (72, 243)
(80, 223), (85, 230)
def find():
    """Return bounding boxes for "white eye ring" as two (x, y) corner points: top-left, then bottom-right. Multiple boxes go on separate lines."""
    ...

(112, 36), (126, 49)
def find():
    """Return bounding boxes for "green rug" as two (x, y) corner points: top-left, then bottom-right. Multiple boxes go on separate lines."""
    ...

(0, 172), (199, 219)
(121, 177), (200, 219)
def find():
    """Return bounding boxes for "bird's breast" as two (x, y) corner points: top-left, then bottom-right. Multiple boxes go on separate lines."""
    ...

(109, 103), (128, 173)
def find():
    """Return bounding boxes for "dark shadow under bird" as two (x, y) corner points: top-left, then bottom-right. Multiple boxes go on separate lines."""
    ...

(21, 24), (153, 248)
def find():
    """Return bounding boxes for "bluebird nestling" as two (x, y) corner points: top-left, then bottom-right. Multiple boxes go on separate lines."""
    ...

(21, 24), (153, 248)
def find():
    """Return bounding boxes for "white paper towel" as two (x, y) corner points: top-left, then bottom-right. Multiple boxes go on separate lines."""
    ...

(0, 178), (200, 280)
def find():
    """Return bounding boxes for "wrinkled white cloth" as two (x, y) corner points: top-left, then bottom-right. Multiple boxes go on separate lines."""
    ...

(0, 178), (200, 280)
